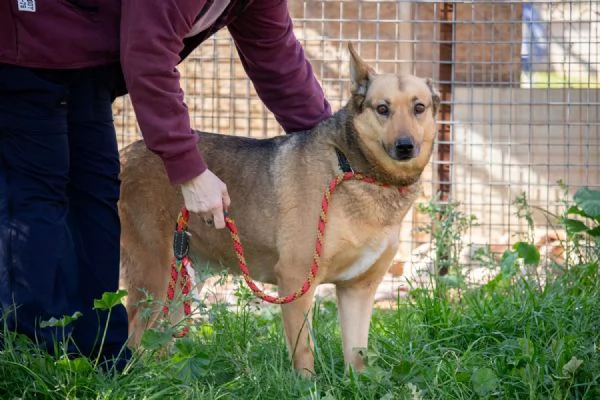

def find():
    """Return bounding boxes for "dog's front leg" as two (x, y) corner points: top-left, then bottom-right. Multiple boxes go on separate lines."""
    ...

(335, 250), (394, 371)
(335, 283), (379, 371)
(278, 278), (317, 377)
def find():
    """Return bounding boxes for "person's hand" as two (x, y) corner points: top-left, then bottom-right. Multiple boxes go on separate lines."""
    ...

(181, 169), (231, 229)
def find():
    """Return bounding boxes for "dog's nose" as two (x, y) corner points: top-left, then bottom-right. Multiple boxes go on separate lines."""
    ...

(394, 136), (415, 160)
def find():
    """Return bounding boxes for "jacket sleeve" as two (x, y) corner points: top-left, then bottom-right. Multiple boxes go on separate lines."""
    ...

(227, 0), (332, 133)
(120, 0), (207, 184)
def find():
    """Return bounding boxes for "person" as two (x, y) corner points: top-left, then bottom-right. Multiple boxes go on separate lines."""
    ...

(0, 0), (331, 369)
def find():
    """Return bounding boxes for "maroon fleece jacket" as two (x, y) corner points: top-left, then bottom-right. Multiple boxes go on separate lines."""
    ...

(0, 0), (332, 183)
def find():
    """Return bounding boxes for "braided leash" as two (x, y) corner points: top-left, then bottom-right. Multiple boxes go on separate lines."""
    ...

(166, 171), (406, 336)
(225, 171), (398, 304)
(163, 207), (193, 338)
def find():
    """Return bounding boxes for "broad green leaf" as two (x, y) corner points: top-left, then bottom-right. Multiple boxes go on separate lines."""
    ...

(391, 360), (413, 378)
(93, 289), (128, 311)
(40, 311), (82, 328)
(587, 225), (600, 237)
(140, 328), (174, 351)
(563, 218), (588, 234)
(562, 356), (583, 375)
(358, 365), (389, 384)
(500, 250), (519, 276)
(471, 367), (499, 396)
(173, 337), (195, 357)
(173, 354), (210, 383)
(482, 273), (504, 291)
(354, 348), (381, 369)
(199, 324), (214, 337)
(513, 242), (540, 265)
(574, 187), (600, 218)
(55, 356), (93, 373)
(566, 205), (587, 217)
(40, 317), (60, 329)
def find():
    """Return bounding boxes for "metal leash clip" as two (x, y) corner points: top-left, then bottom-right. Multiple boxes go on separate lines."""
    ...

(172, 225), (190, 261)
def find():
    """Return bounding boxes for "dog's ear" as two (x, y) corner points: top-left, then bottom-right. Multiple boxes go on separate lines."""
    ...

(425, 78), (441, 117)
(348, 42), (375, 97)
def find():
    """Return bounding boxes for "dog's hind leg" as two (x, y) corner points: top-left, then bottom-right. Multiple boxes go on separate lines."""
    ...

(120, 233), (172, 348)
(335, 249), (396, 371)
(278, 276), (318, 377)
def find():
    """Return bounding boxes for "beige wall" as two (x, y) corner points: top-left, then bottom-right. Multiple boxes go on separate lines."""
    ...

(447, 87), (599, 245)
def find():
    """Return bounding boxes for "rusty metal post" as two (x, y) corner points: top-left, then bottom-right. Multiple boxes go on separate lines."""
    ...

(437, 1), (454, 203)
(436, 2), (455, 275)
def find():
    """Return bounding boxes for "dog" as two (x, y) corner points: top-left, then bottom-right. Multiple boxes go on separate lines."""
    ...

(118, 43), (440, 376)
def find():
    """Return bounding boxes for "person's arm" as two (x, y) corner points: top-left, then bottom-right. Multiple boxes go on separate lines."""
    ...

(227, 0), (332, 133)
(120, 0), (230, 229)
(120, 0), (206, 185)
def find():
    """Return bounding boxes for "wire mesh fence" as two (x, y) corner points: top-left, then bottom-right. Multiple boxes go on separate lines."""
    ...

(114, 1), (599, 285)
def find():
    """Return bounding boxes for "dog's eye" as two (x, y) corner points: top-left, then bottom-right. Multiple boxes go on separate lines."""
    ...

(376, 104), (389, 116)
(414, 103), (426, 115)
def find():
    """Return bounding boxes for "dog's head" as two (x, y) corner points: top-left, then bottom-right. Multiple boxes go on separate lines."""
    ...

(346, 43), (440, 185)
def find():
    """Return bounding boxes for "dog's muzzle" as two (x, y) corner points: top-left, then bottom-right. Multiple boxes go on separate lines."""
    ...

(386, 136), (419, 161)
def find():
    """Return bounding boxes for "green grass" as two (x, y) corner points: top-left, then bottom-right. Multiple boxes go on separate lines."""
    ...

(1, 188), (599, 399)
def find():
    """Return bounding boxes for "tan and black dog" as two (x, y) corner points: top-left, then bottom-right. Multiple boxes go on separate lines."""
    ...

(118, 44), (440, 376)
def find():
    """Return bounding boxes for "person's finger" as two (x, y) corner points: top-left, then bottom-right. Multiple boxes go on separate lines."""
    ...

(222, 190), (231, 211)
(212, 206), (226, 229)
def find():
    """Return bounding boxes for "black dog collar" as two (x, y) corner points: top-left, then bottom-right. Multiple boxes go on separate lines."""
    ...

(336, 149), (353, 173)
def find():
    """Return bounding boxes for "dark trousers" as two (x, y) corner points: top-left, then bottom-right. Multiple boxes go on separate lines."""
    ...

(0, 64), (129, 364)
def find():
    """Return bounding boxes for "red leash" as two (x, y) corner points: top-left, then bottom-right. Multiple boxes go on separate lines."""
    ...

(163, 207), (193, 338)
(165, 171), (406, 336)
